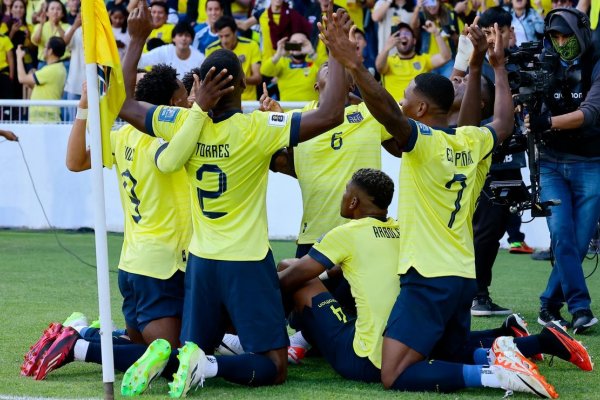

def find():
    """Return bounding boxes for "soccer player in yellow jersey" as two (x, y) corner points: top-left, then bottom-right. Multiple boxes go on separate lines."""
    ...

(117, 3), (347, 395)
(22, 65), (194, 382)
(376, 21), (451, 102)
(321, 15), (558, 397)
(279, 168), (400, 382)
(205, 15), (261, 101)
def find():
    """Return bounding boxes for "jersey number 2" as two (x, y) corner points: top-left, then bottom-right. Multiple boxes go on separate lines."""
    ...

(445, 174), (467, 228)
(196, 164), (227, 219)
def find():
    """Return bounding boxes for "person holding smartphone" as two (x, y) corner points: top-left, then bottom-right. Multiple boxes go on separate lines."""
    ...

(260, 32), (324, 101)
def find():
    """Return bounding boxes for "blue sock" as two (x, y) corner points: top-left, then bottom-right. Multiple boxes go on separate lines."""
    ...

(514, 336), (541, 359)
(473, 348), (489, 365)
(85, 342), (147, 372)
(462, 364), (483, 388)
(391, 360), (465, 392)
(80, 327), (133, 345)
(215, 354), (277, 386)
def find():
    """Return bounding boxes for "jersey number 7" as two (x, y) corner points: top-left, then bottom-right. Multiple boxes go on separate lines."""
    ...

(445, 174), (467, 229)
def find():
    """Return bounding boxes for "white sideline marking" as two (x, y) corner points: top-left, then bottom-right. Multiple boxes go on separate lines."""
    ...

(0, 396), (100, 400)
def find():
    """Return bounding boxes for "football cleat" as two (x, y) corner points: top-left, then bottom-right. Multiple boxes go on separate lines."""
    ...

(541, 321), (593, 371)
(168, 342), (206, 398)
(489, 364), (558, 399)
(287, 346), (307, 364)
(62, 312), (89, 328)
(509, 242), (534, 254)
(501, 314), (543, 361)
(21, 322), (62, 376)
(34, 326), (79, 380)
(121, 338), (171, 396)
(490, 336), (540, 375)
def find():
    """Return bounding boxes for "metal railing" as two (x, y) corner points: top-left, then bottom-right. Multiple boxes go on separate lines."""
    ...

(0, 100), (309, 124)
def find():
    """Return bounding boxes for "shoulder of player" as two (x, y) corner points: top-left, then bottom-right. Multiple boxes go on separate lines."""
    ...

(205, 39), (221, 51)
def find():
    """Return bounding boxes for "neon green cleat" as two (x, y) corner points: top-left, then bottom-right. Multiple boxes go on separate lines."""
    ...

(121, 338), (171, 397)
(89, 320), (100, 329)
(63, 312), (89, 328)
(168, 342), (206, 398)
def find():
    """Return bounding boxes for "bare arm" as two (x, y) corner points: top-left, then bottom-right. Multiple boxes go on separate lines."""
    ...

(236, 16), (258, 31)
(550, 110), (585, 131)
(375, 32), (400, 75)
(66, 85), (91, 171)
(7, 48), (14, 81)
(118, 3), (155, 132)
(245, 62), (262, 86)
(426, 21), (451, 68)
(278, 255), (325, 293)
(485, 23), (514, 143)
(31, 22), (43, 46)
(64, 14), (81, 46)
(0, 130), (18, 141)
(15, 46), (35, 87)
(371, 0), (391, 22)
(577, 0), (590, 12)
(457, 19), (487, 127)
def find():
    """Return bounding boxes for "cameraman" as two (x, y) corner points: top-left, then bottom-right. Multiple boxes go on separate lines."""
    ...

(530, 8), (600, 333)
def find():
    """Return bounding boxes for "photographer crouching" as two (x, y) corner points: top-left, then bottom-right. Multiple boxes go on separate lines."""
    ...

(529, 8), (600, 333)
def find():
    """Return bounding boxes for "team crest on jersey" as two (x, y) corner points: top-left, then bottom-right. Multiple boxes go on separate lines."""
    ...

(268, 112), (287, 127)
(158, 107), (179, 123)
(238, 54), (246, 64)
(346, 112), (363, 123)
(416, 121), (431, 135)
(413, 61), (422, 70)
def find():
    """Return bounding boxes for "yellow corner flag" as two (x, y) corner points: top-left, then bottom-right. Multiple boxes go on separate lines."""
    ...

(81, 0), (125, 168)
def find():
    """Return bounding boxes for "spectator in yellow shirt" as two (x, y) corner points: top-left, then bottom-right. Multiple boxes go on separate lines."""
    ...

(31, 0), (70, 67)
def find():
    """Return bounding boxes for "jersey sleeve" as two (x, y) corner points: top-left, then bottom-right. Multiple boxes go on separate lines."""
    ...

(249, 110), (302, 154)
(359, 103), (393, 142)
(144, 105), (191, 141)
(154, 103), (209, 173)
(400, 118), (441, 162)
(108, 129), (118, 167)
(468, 125), (497, 162)
(33, 64), (52, 85)
(309, 226), (351, 270)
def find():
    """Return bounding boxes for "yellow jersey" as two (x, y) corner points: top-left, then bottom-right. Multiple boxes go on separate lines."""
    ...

(333, 0), (364, 31)
(0, 35), (13, 71)
(382, 53), (432, 102)
(397, 119), (496, 279)
(260, 57), (321, 102)
(145, 23), (175, 52)
(29, 62), (66, 122)
(31, 21), (71, 61)
(110, 124), (192, 279)
(147, 105), (302, 260)
(295, 101), (392, 244)
(311, 217), (400, 369)
(205, 37), (261, 101)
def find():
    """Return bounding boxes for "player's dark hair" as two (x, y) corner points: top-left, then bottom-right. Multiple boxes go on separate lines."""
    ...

(135, 64), (180, 105)
(479, 6), (512, 29)
(47, 36), (66, 58)
(351, 168), (394, 210)
(214, 15), (237, 32)
(147, 37), (166, 51)
(199, 49), (242, 85)
(182, 67), (202, 94)
(414, 73), (454, 113)
(481, 73), (495, 120)
(172, 21), (194, 37)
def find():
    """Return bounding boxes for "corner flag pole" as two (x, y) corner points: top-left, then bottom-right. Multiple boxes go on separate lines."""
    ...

(85, 68), (115, 400)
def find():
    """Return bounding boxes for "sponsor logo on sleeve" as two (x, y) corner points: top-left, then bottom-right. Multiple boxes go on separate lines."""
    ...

(157, 107), (180, 123)
(416, 121), (431, 135)
(346, 112), (364, 123)
(268, 112), (288, 127)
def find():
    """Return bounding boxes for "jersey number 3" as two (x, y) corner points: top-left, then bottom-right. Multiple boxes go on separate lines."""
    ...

(445, 174), (467, 228)
(197, 164), (227, 219)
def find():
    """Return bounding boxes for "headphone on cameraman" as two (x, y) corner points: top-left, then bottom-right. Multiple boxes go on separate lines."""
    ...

(544, 7), (591, 43)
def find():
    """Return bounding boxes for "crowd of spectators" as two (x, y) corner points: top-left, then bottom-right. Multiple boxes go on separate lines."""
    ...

(0, 0), (594, 122)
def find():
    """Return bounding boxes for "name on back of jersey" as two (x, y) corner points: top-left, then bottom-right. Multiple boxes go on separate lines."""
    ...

(268, 112), (288, 127)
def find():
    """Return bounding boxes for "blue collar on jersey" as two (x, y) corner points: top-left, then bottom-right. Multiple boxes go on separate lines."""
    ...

(434, 125), (457, 135)
(210, 109), (243, 123)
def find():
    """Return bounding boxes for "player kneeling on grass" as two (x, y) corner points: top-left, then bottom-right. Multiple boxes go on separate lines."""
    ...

(20, 64), (192, 383)
(275, 168), (593, 389)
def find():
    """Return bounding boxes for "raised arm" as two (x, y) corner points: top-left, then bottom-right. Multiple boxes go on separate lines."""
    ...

(485, 23), (513, 143)
(15, 45), (35, 88)
(457, 19), (488, 127)
(320, 13), (412, 148)
(117, 2), (156, 132)
(66, 85), (91, 171)
(425, 21), (452, 68)
(278, 255), (326, 293)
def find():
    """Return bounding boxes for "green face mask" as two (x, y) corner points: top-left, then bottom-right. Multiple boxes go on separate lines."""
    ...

(551, 35), (581, 61)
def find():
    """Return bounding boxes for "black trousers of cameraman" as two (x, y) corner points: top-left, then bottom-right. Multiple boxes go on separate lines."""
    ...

(473, 169), (523, 296)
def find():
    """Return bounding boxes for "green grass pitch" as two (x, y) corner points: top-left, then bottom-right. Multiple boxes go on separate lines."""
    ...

(1, 230), (599, 399)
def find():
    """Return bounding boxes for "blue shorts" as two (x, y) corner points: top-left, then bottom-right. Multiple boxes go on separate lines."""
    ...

(181, 250), (289, 354)
(118, 269), (185, 333)
(300, 292), (380, 383)
(385, 268), (476, 360)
